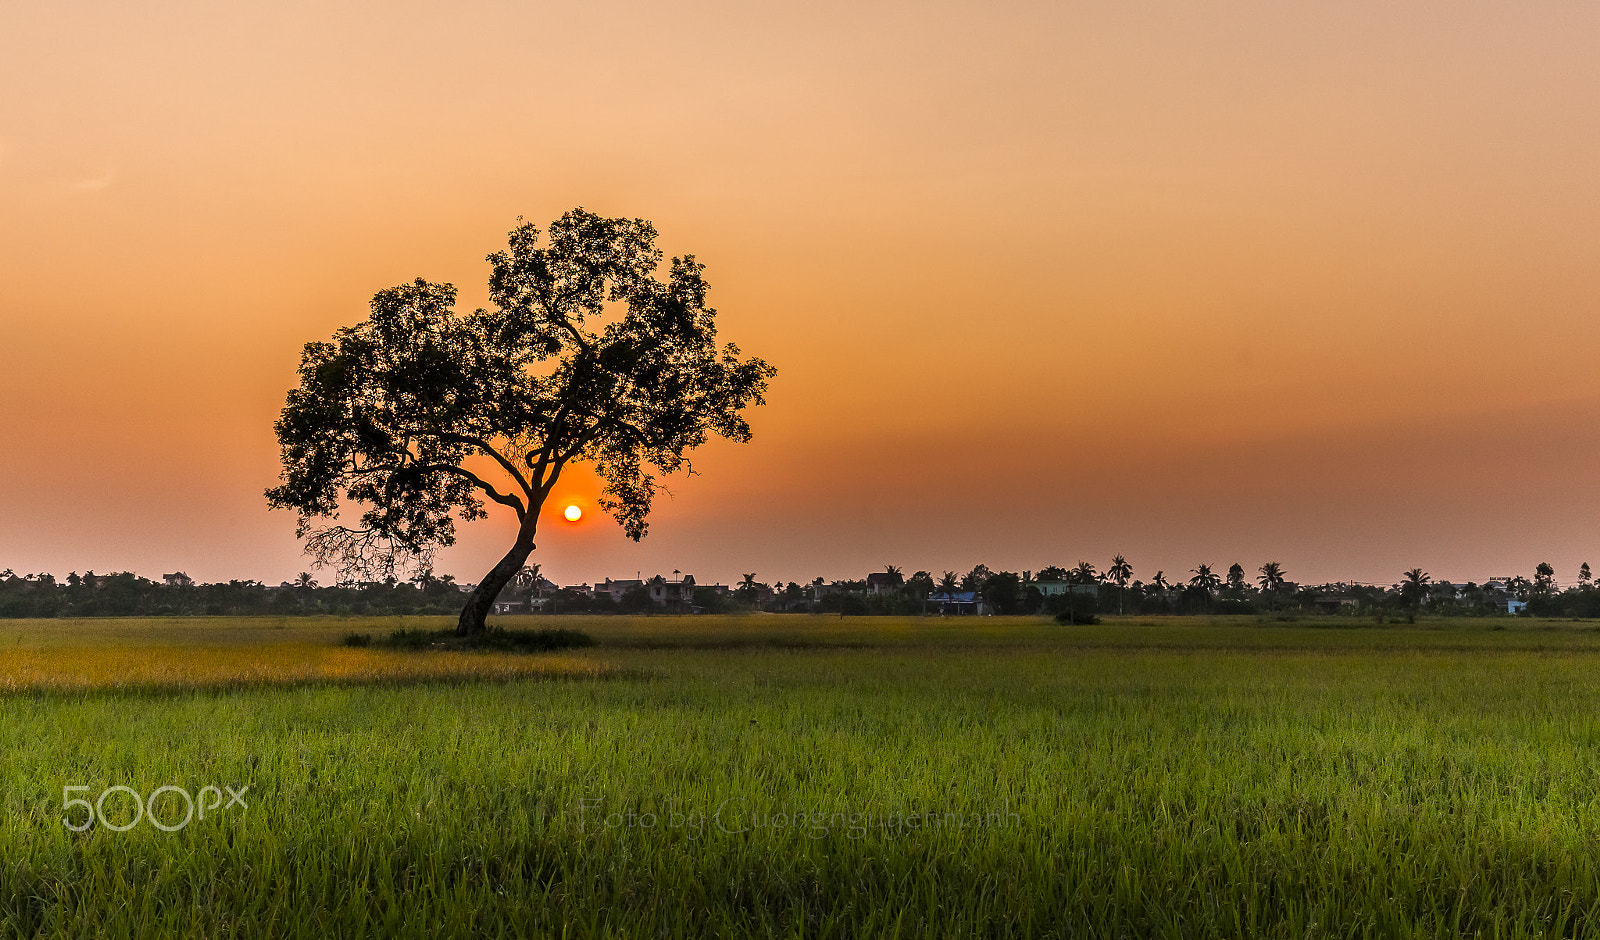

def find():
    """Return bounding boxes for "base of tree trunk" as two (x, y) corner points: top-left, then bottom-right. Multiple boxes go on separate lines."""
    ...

(456, 605), (488, 636)
(456, 536), (537, 636)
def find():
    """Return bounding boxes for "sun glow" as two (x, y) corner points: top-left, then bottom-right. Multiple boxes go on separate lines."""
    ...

(563, 504), (582, 522)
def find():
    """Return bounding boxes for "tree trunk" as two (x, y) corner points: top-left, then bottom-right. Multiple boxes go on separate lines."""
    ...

(457, 518), (540, 636)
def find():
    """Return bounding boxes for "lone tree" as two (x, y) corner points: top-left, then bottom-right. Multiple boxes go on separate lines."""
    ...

(265, 209), (776, 635)
(1400, 568), (1431, 619)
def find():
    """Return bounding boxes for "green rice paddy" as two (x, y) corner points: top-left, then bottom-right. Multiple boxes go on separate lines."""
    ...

(5, 614), (1600, 937)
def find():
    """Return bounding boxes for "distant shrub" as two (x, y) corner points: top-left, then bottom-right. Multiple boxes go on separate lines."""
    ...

(1047, 593), (1101, 625)
(818, 594), (869, 616)
(617, 586), (654, 614)
(692, 590), (733, 614)
(378, 627), (594, 652)
(386, 629), (434, 649)
(471, 627), (596, 651)
(340, 632), (372, 647)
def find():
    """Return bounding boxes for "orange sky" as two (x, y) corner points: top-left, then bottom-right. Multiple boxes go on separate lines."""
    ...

(3, 0), (1598, 589)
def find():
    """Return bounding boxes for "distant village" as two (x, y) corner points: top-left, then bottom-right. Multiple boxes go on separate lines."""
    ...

(477, 563), (1563, 618)
(1, 560), (1593, 619)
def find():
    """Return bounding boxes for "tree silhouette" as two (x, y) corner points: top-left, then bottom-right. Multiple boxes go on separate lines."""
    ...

(1189, 564), (1221, 598)
(1257, 561), (1286, 598)
(1107, 555), (1133, 587)
(1070, 561), (1099, 585)
(1107, 554), (1133, 614)
(982, 570), (1022, 614)
(1400, 568), (1431, 617)
(1226, 563), (1247, 596)
(266, 209), (774, 634)
(907, 570), (935, 613)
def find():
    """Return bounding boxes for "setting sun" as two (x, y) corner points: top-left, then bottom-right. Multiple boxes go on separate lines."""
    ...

(563, 505), (582, 523)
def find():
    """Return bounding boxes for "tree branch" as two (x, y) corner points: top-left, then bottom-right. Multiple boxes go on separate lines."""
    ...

(416, 463), (527, 522)
(540, 289), (592, 352)
(439, 433), (533, 497)
(527, 402), (573, 478)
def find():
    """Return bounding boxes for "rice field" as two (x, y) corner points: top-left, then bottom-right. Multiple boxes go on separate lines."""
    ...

(5, 614), (1600, 937)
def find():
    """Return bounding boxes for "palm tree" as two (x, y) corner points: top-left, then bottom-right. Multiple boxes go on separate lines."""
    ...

(1070, 561), (1099, 585)
(936, 571), (959, 613)
(1400, 568), (1431, 618)
(1189, 564), (1221, 598)
(1036, 565), (1068, 582)
(294, 572), (318, 591)
(1150, 571), (1170, 592)
(883, 564), (904, 587)
(1257, 561), (1285, 599)
(1107, 554), (1133, 614)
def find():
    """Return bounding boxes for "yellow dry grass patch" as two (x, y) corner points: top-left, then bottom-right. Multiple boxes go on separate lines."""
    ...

(0, 643), (619, 693)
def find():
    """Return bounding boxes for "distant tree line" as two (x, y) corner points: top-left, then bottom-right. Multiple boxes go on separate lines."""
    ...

(721, 558), (1600, 619)
(0, 570), (472, 618)
(4, 559), (1598, 619)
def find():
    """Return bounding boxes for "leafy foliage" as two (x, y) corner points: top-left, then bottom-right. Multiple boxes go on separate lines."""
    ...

(264, 209), (775, 631)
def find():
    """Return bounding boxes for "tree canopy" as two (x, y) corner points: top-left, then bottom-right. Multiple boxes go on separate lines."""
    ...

(266, 209), (775, 633)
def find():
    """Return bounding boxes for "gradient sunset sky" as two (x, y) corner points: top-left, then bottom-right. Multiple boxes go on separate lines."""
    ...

(3, 1), (1597, 590)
